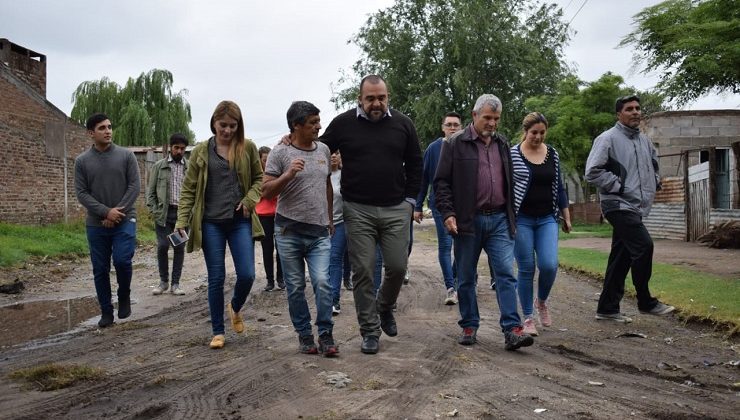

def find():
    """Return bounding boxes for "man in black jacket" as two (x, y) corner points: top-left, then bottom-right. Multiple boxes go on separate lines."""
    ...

(321, 75), (422, 354)
(434, 94), (533, 351)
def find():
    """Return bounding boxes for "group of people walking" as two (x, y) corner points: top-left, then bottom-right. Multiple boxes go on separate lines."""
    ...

(74, 75), (674, 355)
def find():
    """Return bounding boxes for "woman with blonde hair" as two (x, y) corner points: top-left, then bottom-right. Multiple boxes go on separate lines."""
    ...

(176, 100), (264, 349)
(511, 112), (572, 336)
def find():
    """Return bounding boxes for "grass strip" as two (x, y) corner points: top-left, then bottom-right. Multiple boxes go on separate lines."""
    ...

(9, 363), (105, 391)
(559, 247), (740, 335)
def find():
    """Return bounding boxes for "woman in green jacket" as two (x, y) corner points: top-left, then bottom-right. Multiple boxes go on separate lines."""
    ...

(176, 100), (264, 349)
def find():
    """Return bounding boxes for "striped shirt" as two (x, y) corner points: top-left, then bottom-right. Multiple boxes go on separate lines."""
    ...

(511, 143), (568, 217)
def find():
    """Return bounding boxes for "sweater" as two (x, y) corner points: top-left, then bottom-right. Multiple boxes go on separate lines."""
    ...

(74, 144), (140, 227)
(510, 144), (569, 218)
(320, 108), (422, 206)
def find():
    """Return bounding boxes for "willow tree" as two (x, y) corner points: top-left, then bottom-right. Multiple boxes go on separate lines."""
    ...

(331, 0), (571, 145)
(71, 69), (194, 146)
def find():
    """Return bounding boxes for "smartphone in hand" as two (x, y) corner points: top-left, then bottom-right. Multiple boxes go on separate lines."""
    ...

(168, 230), (189, 247)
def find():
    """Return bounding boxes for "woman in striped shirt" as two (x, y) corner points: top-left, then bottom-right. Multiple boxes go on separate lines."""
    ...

(511, 112), (572, 336)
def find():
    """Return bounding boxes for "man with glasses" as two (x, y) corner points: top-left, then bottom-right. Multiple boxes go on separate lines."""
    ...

(414, 112), (463, 305)
(585, 94), (674, 323)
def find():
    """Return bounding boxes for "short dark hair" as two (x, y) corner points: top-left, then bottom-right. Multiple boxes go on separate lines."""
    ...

(615, 94), (640, 113)
(169, 133), (188, 146)
(258, 146), (271, 156)
(286, 101), (320, 133)
(359, 74), (386, 93)
(442, 111), (462, 123)
(86, 113), (109, 131)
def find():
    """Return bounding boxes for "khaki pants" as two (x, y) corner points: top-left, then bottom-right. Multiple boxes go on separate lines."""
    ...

(343, 200), (412, 337)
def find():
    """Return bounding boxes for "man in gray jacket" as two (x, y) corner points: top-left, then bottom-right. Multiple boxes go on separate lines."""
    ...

(585, 94), (675, 323)
(147, 133), (188, 296)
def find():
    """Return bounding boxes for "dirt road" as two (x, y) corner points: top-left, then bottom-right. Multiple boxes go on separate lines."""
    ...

(0, 222), (738, 419)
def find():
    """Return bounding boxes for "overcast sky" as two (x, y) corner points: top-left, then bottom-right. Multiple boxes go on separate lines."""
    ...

(2, 0), (737, 147)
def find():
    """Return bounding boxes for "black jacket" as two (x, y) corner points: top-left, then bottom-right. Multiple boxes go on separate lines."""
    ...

(433, 125), (516, 237)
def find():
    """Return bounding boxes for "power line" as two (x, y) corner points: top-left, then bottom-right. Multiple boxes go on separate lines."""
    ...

(568, 0), (589, 26)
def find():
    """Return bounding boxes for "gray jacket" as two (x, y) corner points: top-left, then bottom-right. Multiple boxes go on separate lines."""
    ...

(585, 122), (661, 217)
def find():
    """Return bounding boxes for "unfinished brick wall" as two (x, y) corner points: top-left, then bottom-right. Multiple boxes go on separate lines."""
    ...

(0, 65), (90, 224)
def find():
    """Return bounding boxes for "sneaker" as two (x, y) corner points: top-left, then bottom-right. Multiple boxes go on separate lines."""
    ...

(458, 327), (477, 345)
(152, 281), (169, 295)
(298, 335), (318, 354)
(535, 298), (551, 327)
(276, 279), (286, 290)
(444, 287), (458, 305)
(343, 277), (353, 291)
(490, 281), (496, 291)
(318, 332), (339, 357)
(504, 326), (534, 351)
(226, 302), (244, 333)
(595, 312), (633, 323)
(98, 312), (114, 328)
(640, 301), (675, 315)
(522, 317), (538, 336)
(332, 304), (341, 316)
(263, 282), (275, 292)
(209, 334), (225, 349)
(170, 284), (185, 295)
(403, 271), (410, 285)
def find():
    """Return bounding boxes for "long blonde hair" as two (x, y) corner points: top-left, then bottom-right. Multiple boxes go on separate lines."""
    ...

(519, 112), (549, 143)
(210, 100), (246, 169)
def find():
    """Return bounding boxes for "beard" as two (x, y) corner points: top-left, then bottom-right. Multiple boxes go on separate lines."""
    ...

(171, 154), (183, 162)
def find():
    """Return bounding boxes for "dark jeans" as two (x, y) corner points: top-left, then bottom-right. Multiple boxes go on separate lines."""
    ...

(598, 211), (658, 314)
(155, 206), (184, 284)
(202, 218), (255, 335)
(86, 220), (137, 315)
(258, 215), (282, 283)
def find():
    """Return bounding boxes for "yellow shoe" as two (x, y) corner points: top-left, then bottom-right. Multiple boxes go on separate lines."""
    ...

(227, 302), (244, 333)
(209, 334), (225, 349)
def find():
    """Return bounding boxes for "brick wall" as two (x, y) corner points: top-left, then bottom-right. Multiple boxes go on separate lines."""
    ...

(0, 64), (90, 225)
(0, 39), (46, 98)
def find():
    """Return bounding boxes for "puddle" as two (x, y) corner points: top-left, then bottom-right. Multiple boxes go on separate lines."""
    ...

(0, 296), (99, 347)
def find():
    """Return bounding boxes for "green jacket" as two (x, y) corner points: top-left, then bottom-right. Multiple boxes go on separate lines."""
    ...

(146, 155), (188, 227)
(175, 138), (264, 252)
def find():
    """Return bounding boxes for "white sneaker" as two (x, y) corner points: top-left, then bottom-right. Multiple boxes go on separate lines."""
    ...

(152, 281), (168, 295)
(171, 284), (185, 295)
(595, 312), (633, 323)
(332, 305), (341, 315)
(444, 287), (458, 305)
(522, 317), (538, 336)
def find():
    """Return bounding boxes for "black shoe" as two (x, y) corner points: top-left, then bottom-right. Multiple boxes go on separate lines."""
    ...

(276, 279), (286, 290)
(98, 312), (114, 328)
(361, 335), (379, 354)
(298, 335), (318, 354)
(458, 327), (477, 345)
(504, 326), (534, 351)
(332, 303), (341, 316)
(403, 271), (409, 285)
(490, 281), (496, 291)
(343, 277), (353, 291)
(263, 282), (275, 292)
(118, 298), (131, 319)
(379, 310), (397, 337)
(318, 332), (339, 357)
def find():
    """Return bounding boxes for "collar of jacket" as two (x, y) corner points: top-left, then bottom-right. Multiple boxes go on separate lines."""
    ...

(615, 121), (640, 139)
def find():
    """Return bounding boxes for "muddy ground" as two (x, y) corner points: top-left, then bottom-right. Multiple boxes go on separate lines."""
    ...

(0, 221), (738, 419)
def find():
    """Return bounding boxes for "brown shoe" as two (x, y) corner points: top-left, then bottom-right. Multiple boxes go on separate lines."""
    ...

(227, 302), (245, 333)
(209, 334), (225, 349)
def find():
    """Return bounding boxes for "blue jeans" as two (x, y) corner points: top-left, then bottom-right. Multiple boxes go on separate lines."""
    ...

(202, 218), (255, 336)
(275, 229), (333, 337)
(432, 208), (456, 289)
(454, 212), (521, 332)
(329, 222), (351, 305)
(514, 214), (559, 317)
(86, 220), (137, 314)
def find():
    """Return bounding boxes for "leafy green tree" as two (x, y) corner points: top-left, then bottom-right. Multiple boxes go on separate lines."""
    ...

(620, 0), (740, 105)
(71, 69), (194, 146)
(332, 0), (571, 145)
(524, 73), (669, 202)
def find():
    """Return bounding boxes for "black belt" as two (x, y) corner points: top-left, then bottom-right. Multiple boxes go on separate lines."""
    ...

(477, 207), (504, 215)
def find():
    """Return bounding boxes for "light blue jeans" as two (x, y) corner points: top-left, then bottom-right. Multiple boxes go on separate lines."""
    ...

(275, 228), (333, 337)
(432, 208), (456, 289)
(454, 212), (521, 332)
(514, 214), (559, 317)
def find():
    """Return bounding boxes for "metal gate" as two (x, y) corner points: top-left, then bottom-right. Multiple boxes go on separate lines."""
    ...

(686, 160), (710, 241)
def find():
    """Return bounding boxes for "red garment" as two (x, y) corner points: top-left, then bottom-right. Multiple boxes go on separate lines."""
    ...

(255, 196), (277, 216)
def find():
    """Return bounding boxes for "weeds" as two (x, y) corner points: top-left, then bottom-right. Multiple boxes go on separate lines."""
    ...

(9, 363), (104, 391)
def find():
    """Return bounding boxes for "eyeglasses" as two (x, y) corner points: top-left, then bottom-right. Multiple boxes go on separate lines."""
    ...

(443, 123), (461, 128)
